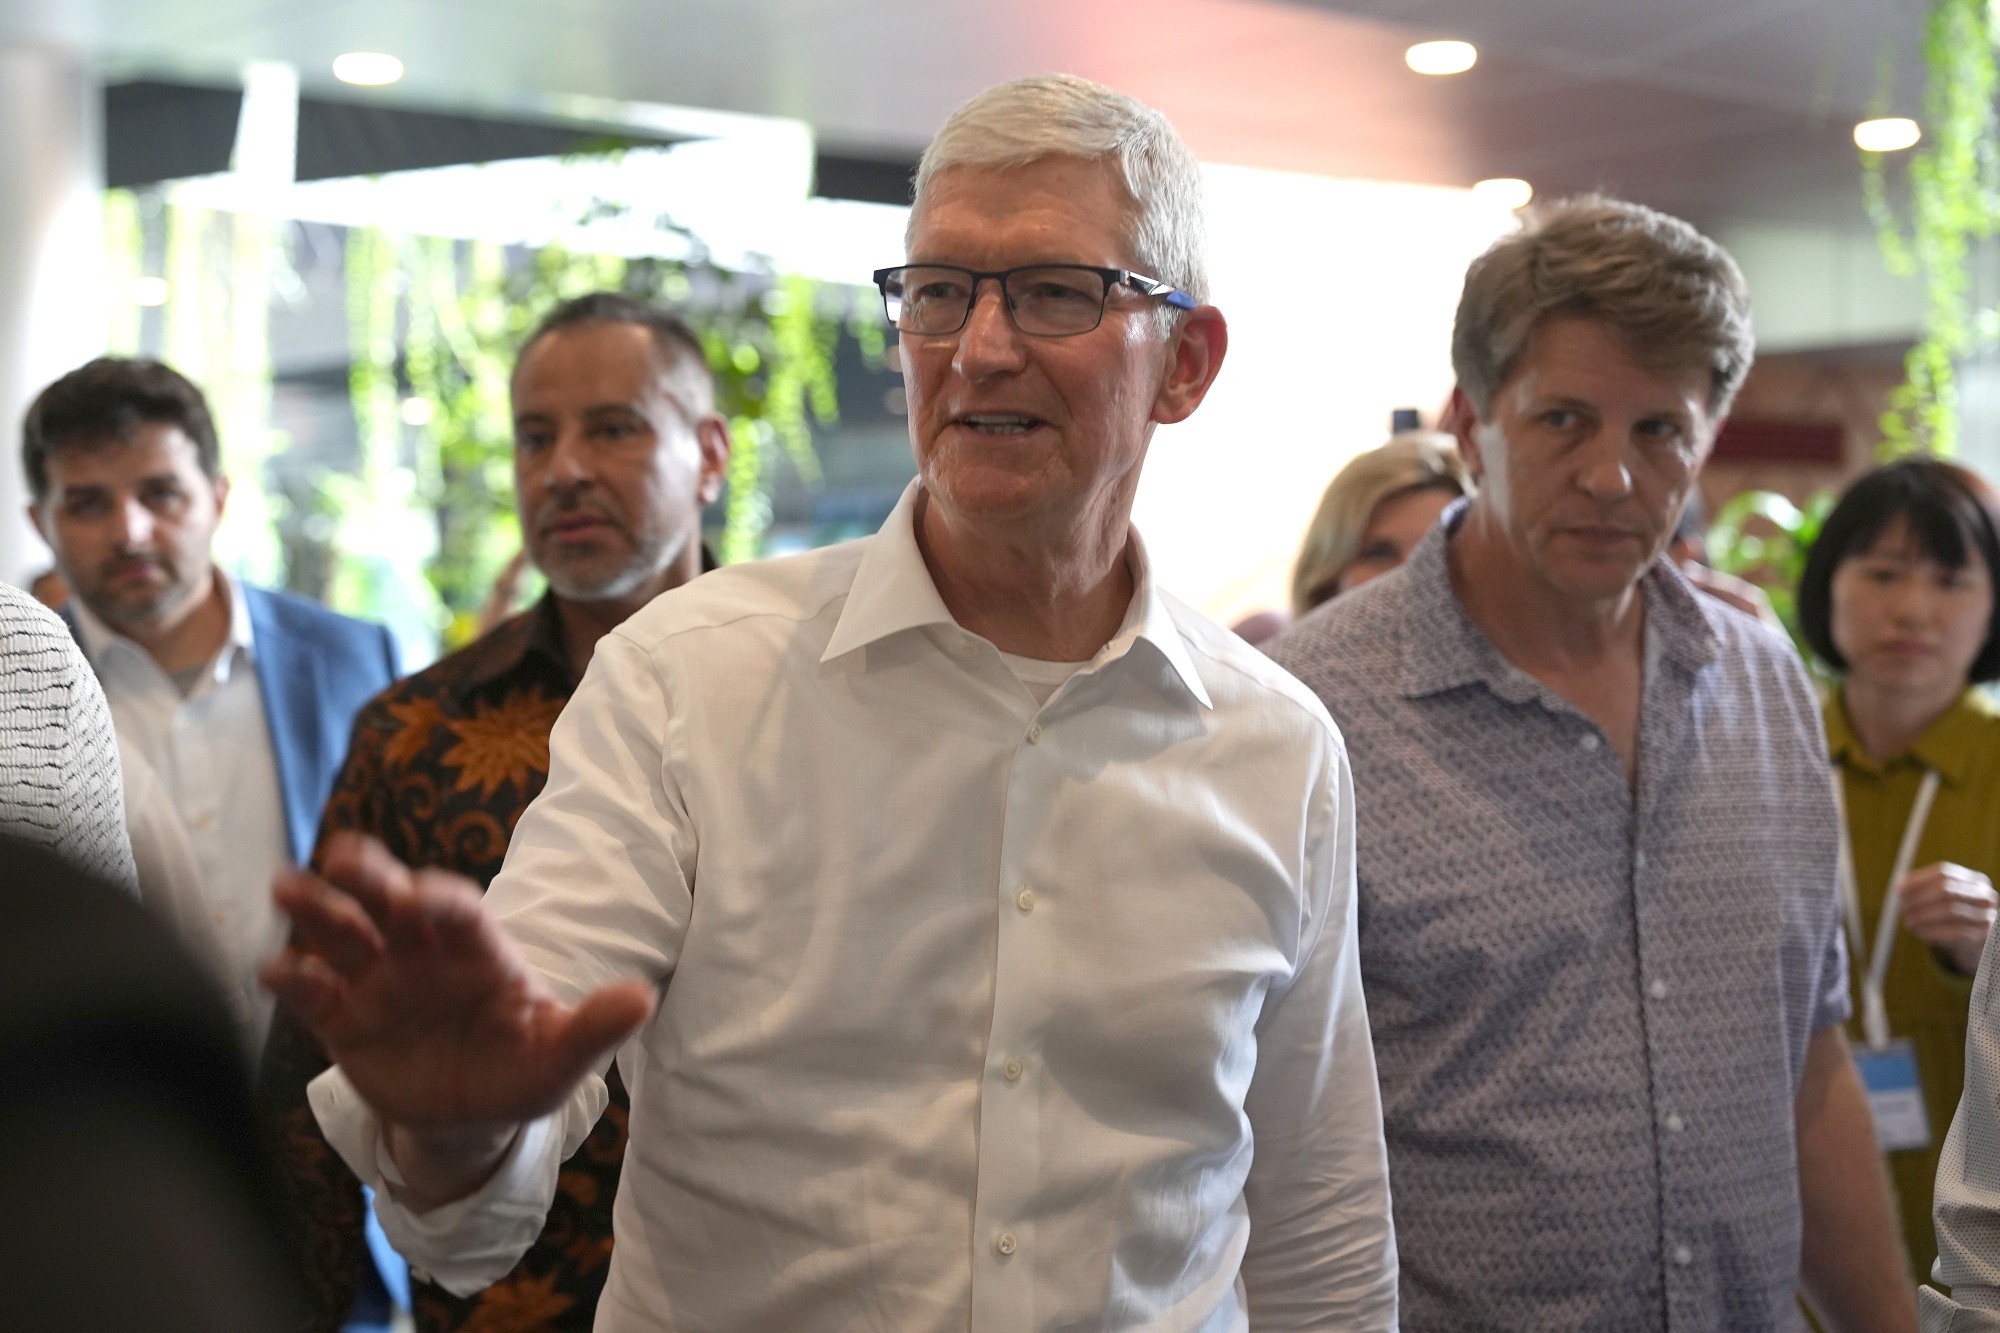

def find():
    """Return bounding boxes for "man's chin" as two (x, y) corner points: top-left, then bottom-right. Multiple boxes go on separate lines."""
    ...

(541, 559), (661, 605)
(87, 584), (187, 630)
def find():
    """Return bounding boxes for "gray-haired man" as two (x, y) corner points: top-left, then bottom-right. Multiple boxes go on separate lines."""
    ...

(266, 75), (1398, 1332)
(1269, 197), (1913, 1332)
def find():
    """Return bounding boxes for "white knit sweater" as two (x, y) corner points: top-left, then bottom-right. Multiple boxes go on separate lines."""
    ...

(0, 580), (137, 891)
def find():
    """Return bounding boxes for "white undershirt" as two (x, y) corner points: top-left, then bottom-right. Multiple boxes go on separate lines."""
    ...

(996, 650), (1091, 707)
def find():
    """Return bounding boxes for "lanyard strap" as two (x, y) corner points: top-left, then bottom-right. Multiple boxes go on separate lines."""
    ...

(1834, 766), (1942, 1050)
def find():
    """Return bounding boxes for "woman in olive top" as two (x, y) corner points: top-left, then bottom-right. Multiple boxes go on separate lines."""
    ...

(1799, 458), (2000, 1284)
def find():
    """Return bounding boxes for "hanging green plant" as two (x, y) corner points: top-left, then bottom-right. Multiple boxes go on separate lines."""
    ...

(1863, 0), (1999, 458)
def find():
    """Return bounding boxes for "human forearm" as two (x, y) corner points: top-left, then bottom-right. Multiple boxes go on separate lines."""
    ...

(1797, 1026), (1917, 1333)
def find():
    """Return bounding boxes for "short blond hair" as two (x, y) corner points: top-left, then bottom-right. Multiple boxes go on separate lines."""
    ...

(1292, 432), (1471, 615)
(909, 74), (1208, 304)
(1452, 195), (1753, 418)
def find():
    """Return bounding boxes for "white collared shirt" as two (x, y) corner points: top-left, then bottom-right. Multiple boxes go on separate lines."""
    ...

(311, 482), (1397, 1332)
(77, 571), (290, 1047)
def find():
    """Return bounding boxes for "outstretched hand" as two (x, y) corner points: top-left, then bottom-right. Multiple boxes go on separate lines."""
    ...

(262, 833), (656, 1132)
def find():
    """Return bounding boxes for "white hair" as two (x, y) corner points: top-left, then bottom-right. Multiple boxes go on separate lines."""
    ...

(908, 73), (1209, 306)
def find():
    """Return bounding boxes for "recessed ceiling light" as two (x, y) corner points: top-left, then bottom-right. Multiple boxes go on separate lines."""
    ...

(129, 276), (170, 307)
(1473, 177), (1534, 210)
(1407, 40), (1478, 76)
(333, 51), (404, 86)
(1854, 117), (1921, 152)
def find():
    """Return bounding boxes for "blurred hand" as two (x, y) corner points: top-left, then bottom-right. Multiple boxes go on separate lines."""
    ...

(1897, 861), (1999, 975)
(477, 549), (534, 637)
(262, 834), (654, 1201)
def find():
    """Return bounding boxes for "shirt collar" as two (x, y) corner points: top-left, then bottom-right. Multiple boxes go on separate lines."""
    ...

(1396, 498), (1720, 700)
(468, 591), (574, 690)
(73, 565), (255, 681)
(1828, 686), (1998, 783)
(821, 479), (1212, 709)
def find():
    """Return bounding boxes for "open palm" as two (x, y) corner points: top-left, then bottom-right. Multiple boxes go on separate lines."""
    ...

(262, 833), (655, 1130)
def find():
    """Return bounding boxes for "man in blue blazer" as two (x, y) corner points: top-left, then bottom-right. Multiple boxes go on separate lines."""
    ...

(23, 357), (399, 1050)
(26, 357), (410, 1330)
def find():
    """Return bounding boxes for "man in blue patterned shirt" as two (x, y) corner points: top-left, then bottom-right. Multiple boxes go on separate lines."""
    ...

(1269, 196), (1914, 1332)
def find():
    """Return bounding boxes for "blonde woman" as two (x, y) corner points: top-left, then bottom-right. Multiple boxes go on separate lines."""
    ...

(1291, 431), (1471, 616)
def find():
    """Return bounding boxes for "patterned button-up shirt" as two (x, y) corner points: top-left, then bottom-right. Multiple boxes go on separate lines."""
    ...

(260, 594), (628, 1333)
(1267, 505), (1849, 1333)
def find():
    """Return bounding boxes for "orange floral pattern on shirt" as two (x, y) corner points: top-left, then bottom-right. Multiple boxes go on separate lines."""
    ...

(258, 597), (630, 1333)
(442, 692), (566, 800)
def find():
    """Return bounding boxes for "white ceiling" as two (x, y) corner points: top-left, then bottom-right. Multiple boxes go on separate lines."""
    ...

(0, 0), (1931, 231)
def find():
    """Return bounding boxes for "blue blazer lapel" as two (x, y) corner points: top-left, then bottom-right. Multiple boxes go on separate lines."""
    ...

(245, 587), (324, 866)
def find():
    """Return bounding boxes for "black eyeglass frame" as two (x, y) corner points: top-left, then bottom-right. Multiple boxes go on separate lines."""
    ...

(870, 263), (1198, 338)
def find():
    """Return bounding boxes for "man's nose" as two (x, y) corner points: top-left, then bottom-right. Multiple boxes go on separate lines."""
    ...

(545, 426), (596, 487)
(1576, 429), (1634, 500)
(952, 282), (1028, 379)
(111, 496), (154, 548)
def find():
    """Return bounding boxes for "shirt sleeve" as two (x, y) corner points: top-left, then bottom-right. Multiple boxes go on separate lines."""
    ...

(1926, 925), (2000, 1322)
(1237, 732), (1399, 1331)
(309, 1064), (610, 1295)
(59, 633), (138, 895)
(311, 628), (693, 1282)
(1809, 714), (1854, 1035)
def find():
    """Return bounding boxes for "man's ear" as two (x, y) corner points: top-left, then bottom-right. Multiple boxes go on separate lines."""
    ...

(1151, 305), (1228, 427)
(26, 502), (49, 548)
(695, 415), (731, 507)
(1446, 384), (1487, 480)
(210, 472), (230, 519)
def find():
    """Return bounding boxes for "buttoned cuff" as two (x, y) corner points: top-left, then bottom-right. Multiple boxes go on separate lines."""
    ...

(306, 1065), (609, 1295)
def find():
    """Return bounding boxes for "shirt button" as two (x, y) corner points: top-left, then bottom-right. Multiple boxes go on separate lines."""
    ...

(1672, 1244), (1693, 1267)
(193, 811), (216, 830)
(1580, 733), (1600, 753)
(1015, 888), (1036, 914)
(1634, 850), (1648, 871)
(1648, 979), (1669, 1000)
(1026, 724), (1042, 745)
(1665, 1113), (1685, 1133)
(1002, 1058), (1024, 1083)
(994, 1231), (1018, 1257)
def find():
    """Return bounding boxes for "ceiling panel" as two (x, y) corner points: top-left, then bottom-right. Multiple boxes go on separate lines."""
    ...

(0, 0), (1932, 233)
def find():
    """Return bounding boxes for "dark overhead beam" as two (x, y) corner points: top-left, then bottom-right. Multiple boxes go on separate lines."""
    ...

(104, 81), (241, 188)
(291, 98), (680, 181)
(814, 152), (917, 206)
(103, 79), (686, 189)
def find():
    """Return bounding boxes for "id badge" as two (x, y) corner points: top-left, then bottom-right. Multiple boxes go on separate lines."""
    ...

(1855, 1039), (1931, 1153)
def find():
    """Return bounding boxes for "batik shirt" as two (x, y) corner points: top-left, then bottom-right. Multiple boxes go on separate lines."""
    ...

(260, 594), (627, 1333)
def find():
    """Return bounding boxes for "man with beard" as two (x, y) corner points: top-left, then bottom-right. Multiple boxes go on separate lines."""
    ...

(259, 293), (729, 1333)
(24, 356), (399, 1048)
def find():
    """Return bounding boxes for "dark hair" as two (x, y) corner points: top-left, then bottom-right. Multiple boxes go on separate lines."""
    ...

(517, 293), (712, 406)
(1798, 459), (2000, 681)
(21, 358), (220, 503)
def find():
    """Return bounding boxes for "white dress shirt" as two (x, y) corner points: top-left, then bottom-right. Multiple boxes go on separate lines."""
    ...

(311, 482), (1398, 1332)
(118, 733), (257, 1046)
(77, 572), (291, 1048)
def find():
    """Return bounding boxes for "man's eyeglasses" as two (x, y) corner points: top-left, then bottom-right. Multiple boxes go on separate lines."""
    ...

(871, 264), (1197, 338)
